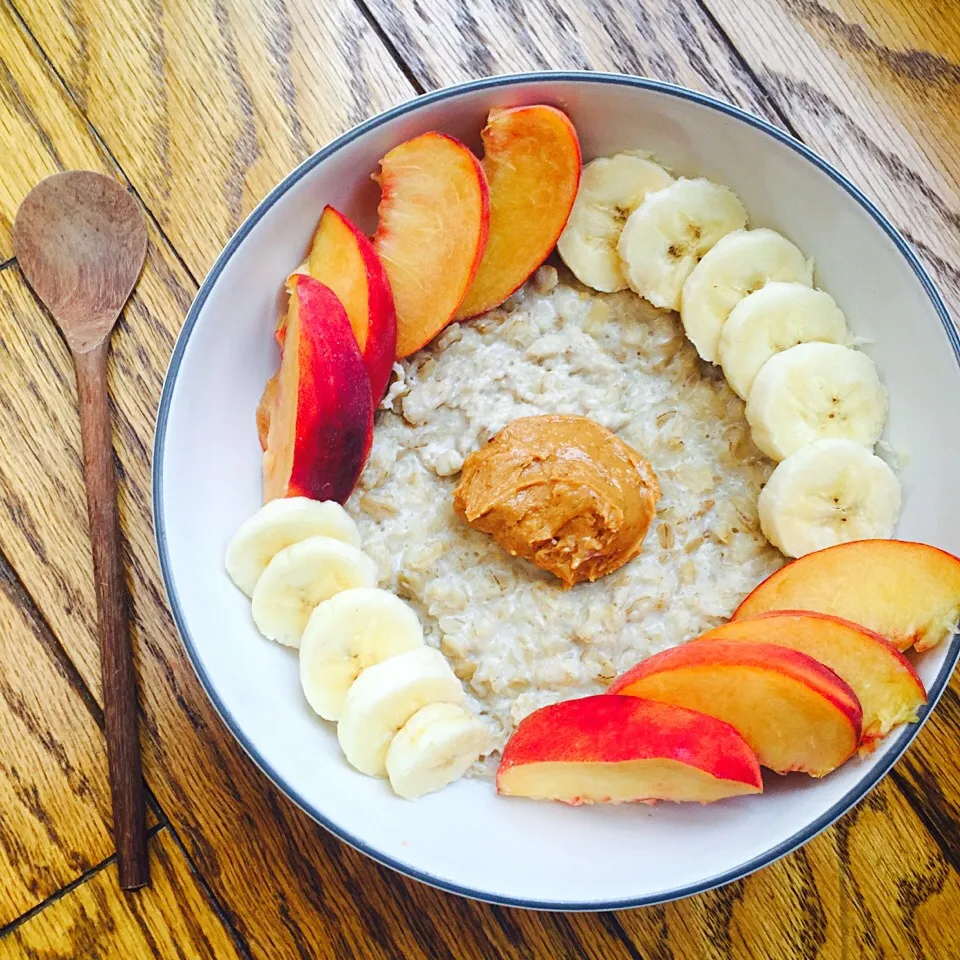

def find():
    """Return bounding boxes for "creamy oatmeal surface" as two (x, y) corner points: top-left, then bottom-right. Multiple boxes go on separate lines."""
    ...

(346, 266), (784, 766)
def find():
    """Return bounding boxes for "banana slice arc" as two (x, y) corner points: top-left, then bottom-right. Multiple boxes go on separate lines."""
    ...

(337, 647), (465, 777)
(718, 282), (850, 400)
(557, 152), (674, 292)
(746, 343), (887, 461)
(250, 536), (377, 648)
(617, 178), (747, 310)
(386, 702), (490, 800)
(225, 497), (362, 597)
(758, 438), (901, 558)
(300, 587), (424, 721)
(680, 228), (814, 363)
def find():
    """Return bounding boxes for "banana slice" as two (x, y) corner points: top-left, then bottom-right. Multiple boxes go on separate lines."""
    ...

(225, 497), (361, 597)
(680, 228), (814, 363)
(300, 587), (424, 721)
(758, 438), (901, 558)
(338, 646), (464, 777)
(251, 536), (376, 648)
(386, 702), (490, 800)
(746, 343), (887, 461)
(617, 178), (747, 310)
(718, 282), (850, 400)
(557, 152), (674, 292)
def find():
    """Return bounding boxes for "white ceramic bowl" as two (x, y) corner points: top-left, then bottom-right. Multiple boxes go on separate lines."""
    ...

(155, 73), (960, 909)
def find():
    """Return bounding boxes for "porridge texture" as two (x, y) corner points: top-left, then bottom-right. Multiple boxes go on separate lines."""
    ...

(345, 265), (784, 764)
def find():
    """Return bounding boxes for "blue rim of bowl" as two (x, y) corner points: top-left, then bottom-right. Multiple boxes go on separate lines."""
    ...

(153, 71), (960, 911)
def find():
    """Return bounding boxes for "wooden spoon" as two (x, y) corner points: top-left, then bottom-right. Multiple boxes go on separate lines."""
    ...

(14, 171), (149, 890)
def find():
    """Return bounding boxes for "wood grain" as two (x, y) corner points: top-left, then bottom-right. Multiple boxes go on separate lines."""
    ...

(8, 0), (414, 275)
(2, 0), (960, 955)
(364, 0), (783, 121)
(0, 558), (118, 926)
(697, 0), (960, 316)
(615, 773), (960, 959)
(0, 829), (245, 959)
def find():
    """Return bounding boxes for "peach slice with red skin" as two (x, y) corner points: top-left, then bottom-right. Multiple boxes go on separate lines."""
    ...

(496, 695), (762, 804)
(733, 539), (960, 652)
(454, 105), (581, 320)
(306, 206), (397, 402)
(373, 132), (490, 357)
(695, 611), (926, 747)
(608, 641), (862, 776)
(262, 274), (373, 504)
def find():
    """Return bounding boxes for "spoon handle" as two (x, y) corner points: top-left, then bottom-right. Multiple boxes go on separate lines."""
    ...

(74, 342), (148, 890)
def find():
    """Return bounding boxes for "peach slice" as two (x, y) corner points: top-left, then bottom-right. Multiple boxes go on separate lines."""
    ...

(256, 372), (279, 451)
(373, 132), (490, 357)
(306, 206), (397, 402)
(454, 105), (581, 320)
(733, 539), (960, 652)
(496, 695), (762, 804)
(262, 274), (373, 504)
(695, 612), (926, 745)
(608, 642), (862, 776)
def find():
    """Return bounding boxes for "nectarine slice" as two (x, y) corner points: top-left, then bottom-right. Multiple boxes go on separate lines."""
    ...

(454, 105), (581, 320)
(497, 695), (762, 804)
(734, 539), (960, 652)
(373, 132), (489, 357)
(608, 642), (862, 776)
(307, 206), (397, 401)
(262, 274), (373, 504)
(696, 612), (925, 745)
(256, 372), (279, 451)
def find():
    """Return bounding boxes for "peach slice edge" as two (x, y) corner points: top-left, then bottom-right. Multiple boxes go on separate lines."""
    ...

(454, 104), (581, 320)
(608, 641), (863, 777)
(733, 539), (960, 652)
(373, 131), (490, 358)
(696, 611), (926, 745)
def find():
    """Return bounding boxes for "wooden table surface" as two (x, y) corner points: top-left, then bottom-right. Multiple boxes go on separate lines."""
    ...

(1, 1), (958, 956)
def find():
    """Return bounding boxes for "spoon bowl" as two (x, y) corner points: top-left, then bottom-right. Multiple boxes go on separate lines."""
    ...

(14, 171), (146, 352)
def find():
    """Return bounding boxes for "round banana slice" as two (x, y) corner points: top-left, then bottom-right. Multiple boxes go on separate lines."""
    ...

(338, 646), (465, 777)
(386, 702), (490, 800)
(758, 438), (901, 558)
(617, 178), (747, 310)
(746, 342), (887, 461)
(300, 587), (424, 721)
(225, 497), (361, 597)
(680, 228), (814, 363)
(250, 536), (376, 648)
(557, 152), (674, 292)
(718, 282), (850, 400)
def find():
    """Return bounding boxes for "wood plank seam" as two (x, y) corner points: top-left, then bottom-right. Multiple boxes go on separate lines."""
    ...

(0, 821), (165, 942)
(4, 273), (262, 954)
(1, 8), (264, 953)
(0, 546), (107, 728)
(352, 0), (427, 93)
(3, 0), (203, 292)
(162, 823), (256, 960)
(0, 530), (172, 833)
(690, 0), (803, 136)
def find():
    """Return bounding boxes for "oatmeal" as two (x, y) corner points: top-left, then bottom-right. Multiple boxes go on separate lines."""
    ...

(345, 267), (784, 764)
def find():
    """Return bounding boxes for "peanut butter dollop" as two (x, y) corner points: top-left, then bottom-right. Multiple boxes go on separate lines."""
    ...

(453, 414), (660, 587)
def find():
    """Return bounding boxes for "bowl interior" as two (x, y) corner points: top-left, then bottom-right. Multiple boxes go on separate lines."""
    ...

(156, 75), (960, 908)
